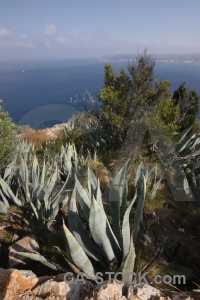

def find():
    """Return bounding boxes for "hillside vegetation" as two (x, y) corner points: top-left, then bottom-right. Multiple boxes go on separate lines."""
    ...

(0, 51), (200, 298)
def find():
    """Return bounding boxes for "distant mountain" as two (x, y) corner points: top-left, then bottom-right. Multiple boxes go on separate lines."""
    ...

(91, 53), (200, 64)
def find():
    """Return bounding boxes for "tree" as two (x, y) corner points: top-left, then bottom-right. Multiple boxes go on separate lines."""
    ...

(97, 50), (180, 146)
(0, 99), (16, 171)
(172, 82), (199, 132)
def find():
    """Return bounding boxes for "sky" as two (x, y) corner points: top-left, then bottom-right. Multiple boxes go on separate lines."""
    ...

(0, 0), (200, 60)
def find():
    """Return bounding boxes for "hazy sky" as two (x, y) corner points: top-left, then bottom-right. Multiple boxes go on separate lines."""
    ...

(0, 0), (200, 60)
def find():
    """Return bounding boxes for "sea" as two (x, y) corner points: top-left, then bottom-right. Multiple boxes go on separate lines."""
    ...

(0, 59), (200, 129)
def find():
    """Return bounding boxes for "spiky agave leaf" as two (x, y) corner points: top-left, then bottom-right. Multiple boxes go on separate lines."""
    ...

(109, 163), (128, 246)
(68, 187), (106, 264)
(63, 220), (96, 279)
(75, 175), (91, 220)
(19, 157), (31, 202)
(183, 175), (195, 202)
(43, 167), (58, 210)
(0, 189), (10, 209)
(122, 234), (136, 287)
(133, 174), (146, 244)
(88, 166), (98, 197)
(34, 159), (46, 200)
(174, 126), (192, 144)
(150, 174), (163, 200)
(0, 177), (22, 207)
(89, 195), (115, 262)
(3, 158), (17, 181)
(17, 252), (60, 270)
(32, 155), (39, 193)
(122, 192), (137, 259)
(135, 161), (145, 186)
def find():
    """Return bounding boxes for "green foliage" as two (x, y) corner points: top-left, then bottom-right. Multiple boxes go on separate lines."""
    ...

(0, 153), (69, 228)
(97, 51), (181, 146)
(63, 114), (114, 155)
(0, 99), (16, 172)
(173, 82), (199, 132)
(62, 162), (161, 283)
(158, 127), (200, 206)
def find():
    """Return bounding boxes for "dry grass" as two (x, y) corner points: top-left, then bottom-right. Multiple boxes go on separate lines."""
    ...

(20, 126), (64, 150)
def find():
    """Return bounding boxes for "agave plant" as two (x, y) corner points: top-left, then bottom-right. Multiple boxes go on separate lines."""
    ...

(58, 143), (77, 179)
(16, 160), (161, 284)
(16, 139), (35, 163)
(158, 126), (200, 205)
(62, 162), (161, 284)
(176, 128), (200, 206)
(0, 154), (69, 228)
(57, 142), (98, 182)
(0, 156), (22, 214)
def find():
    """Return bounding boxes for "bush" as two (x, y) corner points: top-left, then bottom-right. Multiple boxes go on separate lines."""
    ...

(96, 51), (181, 148)
(0, 99), (16, 171)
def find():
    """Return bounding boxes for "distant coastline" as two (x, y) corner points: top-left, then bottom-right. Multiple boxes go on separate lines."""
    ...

(91, 53), (200, 64)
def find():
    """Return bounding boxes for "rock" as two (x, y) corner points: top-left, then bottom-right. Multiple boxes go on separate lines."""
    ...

(0, 268), (39, 300)
(0, 268), (198, 299)
(0, 268), (94, 300)
(93, 281), (163, 300)
(9, 234), (40, 268)
(128, 283), (162, 299)
(93, 280), (126, 300)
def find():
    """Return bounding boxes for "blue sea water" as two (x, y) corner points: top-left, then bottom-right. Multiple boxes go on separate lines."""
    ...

(0, 59), (200, 128)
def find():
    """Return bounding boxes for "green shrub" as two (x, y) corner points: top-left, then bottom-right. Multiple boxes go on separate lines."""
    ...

(0, 99), (16, 172)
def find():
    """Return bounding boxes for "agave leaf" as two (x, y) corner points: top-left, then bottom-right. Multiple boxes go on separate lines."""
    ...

(35, 159), (46, 200)
(0, 189), (10, 208)
(150, 174), (163, 200)
(3, 158), (16, 181)
(122, 193), (137, 259)
(66, 144), (73, 159)
(120, 174), (128, 221)
(47, 205), (59, 228)
(189, 136), (200, 150)
(96, 179), (103, 208)
(133, 174), (146, 244)
(17, 252), (59, 270)
(52, 172), (70, 207)
(109, 163), (127, 246)
(68, 189), (106, 264)
(30, 200), (39, 220)
(32, 155), (39, 193)
(183, 176), (195, 201)
(0, 177), (22, 206)
(149, 164), (157, 190)
(95, 181), (121, 256)
(10, 212), (30, 226)
(20, 157), (30, 202)
(177, 134), (195, 154)
(44, 167), (58, 209)
(63, 152), (72, 173)
(135, 161), (145, 186)
(63, 220), (96, 279)
(89, 195), (115, 262)
(174, 126), (192, 144)
(88, 166), (98, 197)
(122, 234), (136, 286)
(72, 144), (78, 171)
(75, 176), (91, 221)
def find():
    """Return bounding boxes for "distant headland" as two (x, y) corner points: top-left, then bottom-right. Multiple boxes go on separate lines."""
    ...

(91, 53), (200, 64)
